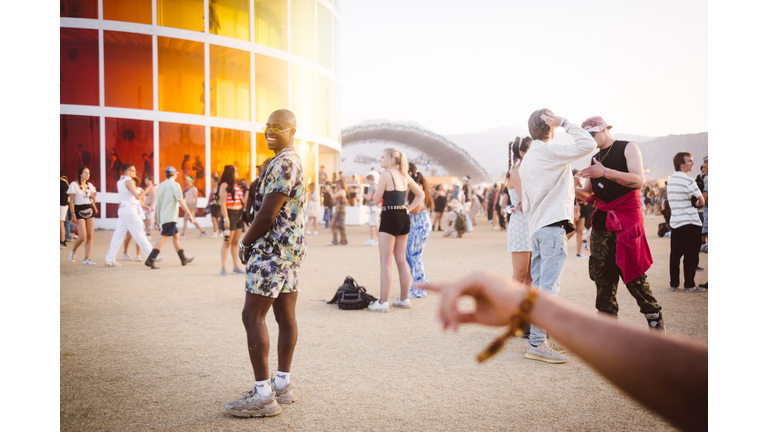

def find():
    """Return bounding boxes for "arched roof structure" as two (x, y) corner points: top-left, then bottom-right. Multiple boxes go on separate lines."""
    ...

(341, 122), (491, 182)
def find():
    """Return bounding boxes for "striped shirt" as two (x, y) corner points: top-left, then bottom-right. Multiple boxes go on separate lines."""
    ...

(222, 182), (244, 207)
(667, 172), (702, 229)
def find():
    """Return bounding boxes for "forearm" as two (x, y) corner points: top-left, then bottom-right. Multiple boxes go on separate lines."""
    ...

(574, 188), (592, 202)
(604, 168), (643, 189)
(560, 122), (598, 161)
(241, 213), (274, 246)
(531, 295), (707, 431)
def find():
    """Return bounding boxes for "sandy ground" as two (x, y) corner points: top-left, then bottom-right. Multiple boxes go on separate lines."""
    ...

(60, 215), (707, 431)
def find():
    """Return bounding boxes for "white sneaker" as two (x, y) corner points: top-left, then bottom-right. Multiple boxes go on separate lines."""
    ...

(104, 260), (121, 267)
(156, 255), (164, 262)
(122, 253), (132, 261)
(392, 297), (411, 309)
(83, 258), (96, 266)
(364, 239), (373, 246)
(69, 250), (76, 263)
(575, 254), (588, 260)
(135, 255), (142, 262)
(180, 234), (186, 239)
(367, 300), (389, 313)
(372, 241), (379, 246)
(314, 231), (318, 235)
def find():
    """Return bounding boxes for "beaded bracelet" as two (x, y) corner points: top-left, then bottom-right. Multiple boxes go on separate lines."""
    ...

(477, 288), (539, 363)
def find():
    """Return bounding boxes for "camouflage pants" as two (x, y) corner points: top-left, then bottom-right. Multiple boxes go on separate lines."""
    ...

(589, 229), (661, 316)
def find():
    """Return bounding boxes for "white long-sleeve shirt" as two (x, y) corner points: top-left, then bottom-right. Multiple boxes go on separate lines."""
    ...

(520, 122), (597, 235)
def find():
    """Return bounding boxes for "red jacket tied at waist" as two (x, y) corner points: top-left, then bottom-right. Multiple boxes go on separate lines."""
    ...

(586, 189), (652, 283)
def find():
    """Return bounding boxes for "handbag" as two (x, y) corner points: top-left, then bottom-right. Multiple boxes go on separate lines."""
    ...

(327, 276), (378, 310)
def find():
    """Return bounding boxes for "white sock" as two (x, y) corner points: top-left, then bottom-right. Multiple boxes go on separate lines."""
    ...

(274, 371), (290, 389)
(254, 379), (272, 398)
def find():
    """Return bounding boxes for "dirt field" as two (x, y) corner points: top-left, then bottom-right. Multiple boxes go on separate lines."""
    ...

(60, 216), (707, 431)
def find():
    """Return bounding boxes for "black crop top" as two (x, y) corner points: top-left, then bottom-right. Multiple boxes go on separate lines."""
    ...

(382, 171), (407, 206)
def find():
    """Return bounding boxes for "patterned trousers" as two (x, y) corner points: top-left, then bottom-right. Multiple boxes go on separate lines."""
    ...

(407, 210), (432, 298)
(331, 206), (347, 245)
(589, 229), (661, 316)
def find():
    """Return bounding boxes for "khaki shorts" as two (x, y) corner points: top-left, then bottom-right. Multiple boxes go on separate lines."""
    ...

(245, 251), (300, 298)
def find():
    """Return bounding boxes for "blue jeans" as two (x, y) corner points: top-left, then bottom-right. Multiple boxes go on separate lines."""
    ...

(529, 225), (568, 346)
(323, 206), (333, 229)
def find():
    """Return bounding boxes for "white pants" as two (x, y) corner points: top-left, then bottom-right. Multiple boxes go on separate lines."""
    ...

(105, 205), (154, 262)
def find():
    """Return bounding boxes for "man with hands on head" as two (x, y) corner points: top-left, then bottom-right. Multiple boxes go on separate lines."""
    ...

(574, 116), (664, 332)
(225, 109), (306, 418)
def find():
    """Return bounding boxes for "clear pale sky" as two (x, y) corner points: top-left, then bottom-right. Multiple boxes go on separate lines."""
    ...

(339, 0), (707, 138)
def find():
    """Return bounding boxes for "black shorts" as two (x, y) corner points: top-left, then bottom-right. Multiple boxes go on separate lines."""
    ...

(219, 208), (245, 231)
(75, 204), (94, 220)
(579, 203), (594, 229)
(161, 222), (178, 237)
(211, 204), (221, 218)
(379, 209), (410, 236)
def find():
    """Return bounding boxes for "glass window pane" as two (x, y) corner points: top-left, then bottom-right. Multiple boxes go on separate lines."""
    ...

(317, 74), (332, 139)
(254, 54), (288, 123)
(60, 28), (99, 106)
(158, 37), (205, 115)
(290, 0), (314, 61)
(210, 45), (251, 121)
(291, 63), (316, 134)
(209, 0), (250, 41)
(333, 16), (341, 76)
(157, 0), (204, 32)
(211, 127), (251, 184)
(60, 115), (101, 192)
(104, 31), (153, 110)
(254, 0), (287, 51)
(103, 0), (152, 24)
(60, 0), (99, 18)
(296, 139), (315, 186)
(159, 122), (206, 195)
(105, 118), (154, 192)
(333, 82), (341, 142)
(255, 133), (271, 168)
(317, 3), (332, 71)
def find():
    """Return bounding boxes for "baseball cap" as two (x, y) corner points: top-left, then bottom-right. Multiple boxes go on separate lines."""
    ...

(581, 116), (613, 133)
(165, 166), (177, 176)
(462, 176), (470, 182)
(186, 175), (194, 182)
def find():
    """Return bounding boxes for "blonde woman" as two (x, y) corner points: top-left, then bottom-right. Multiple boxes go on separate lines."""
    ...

(368, 148), (424, 312)
(306, 182), (320, 235)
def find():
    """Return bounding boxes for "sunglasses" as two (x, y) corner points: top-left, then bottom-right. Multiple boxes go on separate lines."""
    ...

(589, 131), (598, 137)
(262, 127), (294, 134)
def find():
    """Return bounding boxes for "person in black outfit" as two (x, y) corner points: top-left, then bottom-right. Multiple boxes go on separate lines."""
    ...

(60, 169), (69, 248)
(432, 184), (447, 231)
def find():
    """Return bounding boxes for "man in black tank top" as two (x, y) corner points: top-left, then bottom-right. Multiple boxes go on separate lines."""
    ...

(575, 117), (664, 333)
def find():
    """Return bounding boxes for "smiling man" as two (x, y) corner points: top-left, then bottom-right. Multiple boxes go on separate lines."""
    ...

(225, 109), (307, 418)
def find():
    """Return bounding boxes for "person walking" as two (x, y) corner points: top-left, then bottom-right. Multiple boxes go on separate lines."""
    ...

(432, 184), (447, 231)
(367, 148), (424, 312)
(326, 178), (348, 245)
(218, 165), (246, 275)
(143, 166), (196, 269)
(181, 175), (206, 238)
(104, 164), (156, 267)
(67, 166), (99, 265)
(225, 109), (306, 418)
(60, 169), (70, 249)
(505, 137), (533, 286)
(363, 174), (380, 245)
(322, 181), (333, 229)
(207, 178), (221, 238)
(306, 182), (320, 235)
(121, 177), (153, 262)
(406, 163), (433, 299)
(666, 152), (705, 292)
(574, 116), (664, 332)
(143, 177), (156, 241)
(468, 188), (482, 225)
(519, 109), (597, 364)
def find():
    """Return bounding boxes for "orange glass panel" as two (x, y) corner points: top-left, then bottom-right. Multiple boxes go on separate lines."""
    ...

(254, 0), (287, 51)
(211, 127), (251, 183)
(318, 3), (332, 71)
(254, 54), (288, 123)
(103, 0), (152, 24)
(318, 74), (332, 139)
(254, 133), (271, 169)
(105, 118), (154, 193)
(291, 63), (315, 134)
(104, 31), (153, 110)
(158, 37), (205, 115)
(159, 122), (207, 196)
(209, 0), (249, 41)
(157, 0), (204, 32)
(291, 0), (315, 61)
(60, 28), (99, 106)
(60, 115), (101, 191)
(60, 0), (99, 18)
(210, 45), (251, 121)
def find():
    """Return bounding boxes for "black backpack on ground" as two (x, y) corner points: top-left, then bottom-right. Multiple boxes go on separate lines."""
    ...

(327, 276), (378, 310)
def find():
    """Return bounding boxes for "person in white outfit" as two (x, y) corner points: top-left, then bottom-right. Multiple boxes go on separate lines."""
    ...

(505, 136), (533, 286)
(104, 164), (156, 267)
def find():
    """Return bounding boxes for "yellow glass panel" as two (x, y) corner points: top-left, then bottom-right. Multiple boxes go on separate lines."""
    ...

(254, 133), (272, 169)
(333, 16), (341, 75)
(296, 140), (316, 186)
(211, 127), (252, 183)
(317, 3), (332, 71)
(254, 0), (287, 51)
(159, 122), (206, 195)
(333, 82), (341, 142)
(157, 0), (204, 32)
(290, 0), (314, 61)
(103, 0), (152, 24)
(317, 74), (332, 139)
(209, 0), (249, 41)
(210, 45), (251, 121)
(254, 54), (288, 123)
(158, 37), (205, 115)
(104, 31), (153, 110)
(291, 63), (316, 134)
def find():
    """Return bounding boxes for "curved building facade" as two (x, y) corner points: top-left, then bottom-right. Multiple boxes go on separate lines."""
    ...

(60, 0), (342, 227)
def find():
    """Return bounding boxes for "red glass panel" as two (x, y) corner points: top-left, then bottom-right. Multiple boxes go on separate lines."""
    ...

(105, 118), (154, 193)
(104, 31), (153, 110)
(60, 0), (99, 18)
(159, 122), (206, 197)
(60, 28), (99, 106)
(60, 115), (101, 191)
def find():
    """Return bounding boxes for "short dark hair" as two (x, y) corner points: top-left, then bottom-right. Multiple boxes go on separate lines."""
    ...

(122, 163), (134, 173)
(528, 108), (553, 141)
(673, 152), (692, 171)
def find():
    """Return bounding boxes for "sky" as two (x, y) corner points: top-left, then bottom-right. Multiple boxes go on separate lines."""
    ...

(339, 0), (707, 138)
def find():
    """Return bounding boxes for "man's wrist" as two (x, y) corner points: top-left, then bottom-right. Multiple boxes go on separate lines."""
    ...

(560, 118), (568, 128)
